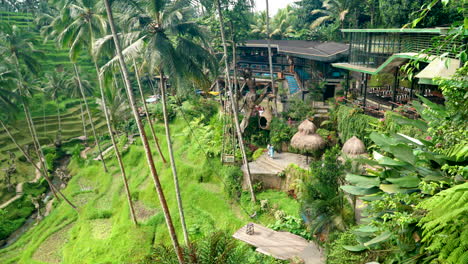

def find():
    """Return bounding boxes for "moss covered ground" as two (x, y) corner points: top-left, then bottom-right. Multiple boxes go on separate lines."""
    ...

(0, 118), (298, 263)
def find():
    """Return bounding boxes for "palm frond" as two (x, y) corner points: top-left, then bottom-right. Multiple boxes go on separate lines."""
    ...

(100, 36), (146, 73)
(310, 16), (332, 29)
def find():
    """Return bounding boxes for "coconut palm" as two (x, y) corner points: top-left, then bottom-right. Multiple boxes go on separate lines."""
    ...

(51, 0), (108, 172)
(0, 55), (76, 209)
(215, 0), (256, 203)
(97, 67), (138, 226)
(66, 70), (94, 140)
(52, 0), (141, 223)
(105, 0), (219, 247)
(310, 0), (349, 32)
(103, 1), (185, 262)
(43, 70), (70, 141)
(0, 23), (51, 186)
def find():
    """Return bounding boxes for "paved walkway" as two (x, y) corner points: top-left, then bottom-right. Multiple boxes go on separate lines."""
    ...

(233, 223), (324, 264)
(0, 161), (42, 209)
(242, 152), (309, 175)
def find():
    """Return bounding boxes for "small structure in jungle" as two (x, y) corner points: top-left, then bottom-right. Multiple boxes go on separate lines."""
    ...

(341, 136), (367, 158)
(290, 120), (326, 162)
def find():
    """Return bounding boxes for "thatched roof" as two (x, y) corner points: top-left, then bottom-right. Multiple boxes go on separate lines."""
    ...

(297, 119), (317, 134)
(342, 136), (366, 156)
(291, 133), (326, 152)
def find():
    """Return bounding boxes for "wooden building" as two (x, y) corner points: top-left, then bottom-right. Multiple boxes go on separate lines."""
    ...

(236, 40), (349, 101)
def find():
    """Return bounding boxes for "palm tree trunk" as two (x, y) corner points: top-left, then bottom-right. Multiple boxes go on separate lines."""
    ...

(57, 101), (61, 138)
(216, 0), (256, 203)
(79, 101), (88, 141)
(103, 1), (185, 263)
(132, 59), (167, 164)
(12, 55), (54, 198)
(73, 63), (108, 172)
(265, 0), (277, 115)
(95, 62), (137, 225)
(159, 71), (189, 246)
(0, 119), (77, 210)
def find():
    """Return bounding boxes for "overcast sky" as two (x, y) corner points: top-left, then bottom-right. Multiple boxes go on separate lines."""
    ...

(254, 0), (297, 16)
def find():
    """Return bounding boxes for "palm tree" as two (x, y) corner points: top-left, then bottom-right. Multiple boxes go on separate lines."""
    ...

(103, 1), (185, 262)
(0, 55), (76, 209)
(51, 0), (108, 172)
(215, 0), (256, 203)
(265, 0), (276, 115)
(66, 70), (94, 141)
(0, 23), (51, 190)
(97, 67), (138, 226)
(310, 0), (349, 33)
(106, 0), (218, 246)
(132, 59), (167, 164)
(270, 5), (297, 39)
(43, 70), (69, 141)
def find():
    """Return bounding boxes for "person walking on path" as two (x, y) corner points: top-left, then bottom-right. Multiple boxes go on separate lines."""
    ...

(267, 144), (275, 159)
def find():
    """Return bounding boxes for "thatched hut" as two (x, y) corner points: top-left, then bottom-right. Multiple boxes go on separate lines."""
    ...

(297, 119), (317, 134)
(291, 120), (325, 153)
(342, 136), (366, 157)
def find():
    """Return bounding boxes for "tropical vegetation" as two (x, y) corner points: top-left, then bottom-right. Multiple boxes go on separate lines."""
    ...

(0, 0), (466, 264)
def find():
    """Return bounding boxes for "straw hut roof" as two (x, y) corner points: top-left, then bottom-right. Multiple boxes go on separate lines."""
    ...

(290, 120), (325, 152)
(297, 119), (317, 134)
(342, 136), (366, 156)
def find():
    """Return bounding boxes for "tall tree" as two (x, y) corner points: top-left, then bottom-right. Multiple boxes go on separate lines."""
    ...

(52, 0), (108, 172)
(102, 1), (185, 262)
(0, 51), (76, 209)
(43, 70), (69, 142)
(0, 23), (54, 195)
(215, 0), (256, 203)
(104, 0), (221, 245)
(265, 0), (276, 114)
(310, 0), (349, 32)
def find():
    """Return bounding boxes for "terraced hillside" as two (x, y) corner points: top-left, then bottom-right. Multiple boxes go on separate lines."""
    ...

(0, 11), (96, 79)
(0, 103), (107, 157)
(0, 11), (105, 158)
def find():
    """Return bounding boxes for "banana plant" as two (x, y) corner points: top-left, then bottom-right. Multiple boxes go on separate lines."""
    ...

(340, 130), (452, 252)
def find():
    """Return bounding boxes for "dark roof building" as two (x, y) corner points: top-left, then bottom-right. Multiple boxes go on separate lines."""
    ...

(236, 40), (349, 101)
(242, 40), (349, 62)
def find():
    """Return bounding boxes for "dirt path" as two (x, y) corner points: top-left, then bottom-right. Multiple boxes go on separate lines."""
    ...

(93, 134), (137, 161)
(80, 147), (92, 159)
(0, 161), (42, 209)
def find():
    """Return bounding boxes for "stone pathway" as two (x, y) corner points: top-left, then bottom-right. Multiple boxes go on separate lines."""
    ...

(242, 152), (309, 175)
(93, 134), (137, 161)
(0, 161), (42, 209)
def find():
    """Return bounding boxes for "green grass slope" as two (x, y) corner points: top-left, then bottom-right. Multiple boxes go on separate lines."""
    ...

(0, 118), (298, 264)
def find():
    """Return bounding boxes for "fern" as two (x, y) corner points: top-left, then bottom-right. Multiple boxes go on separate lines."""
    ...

(418, 182), (468, 263)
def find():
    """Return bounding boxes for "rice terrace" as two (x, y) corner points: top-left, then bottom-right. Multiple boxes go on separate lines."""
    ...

(0, 0), (466, 263)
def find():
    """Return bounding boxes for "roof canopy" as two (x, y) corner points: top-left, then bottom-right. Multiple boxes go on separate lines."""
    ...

(340, 28), (449, 34)
(415, 57), (461, 85)
(240, 40), (349, 62)
(332, 53), (460, 83)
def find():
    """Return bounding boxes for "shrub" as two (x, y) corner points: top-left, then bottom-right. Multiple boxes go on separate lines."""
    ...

(222, 166), (243, 200)
(147, 102), (176, 122)
(252, 148), (266, 160)
(179, 98), (218, 123)
(331, 105), (376, 146)
(326, 230), (369, 264)
(269, 118), (296, 150)
(284, 98), (315, 121)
